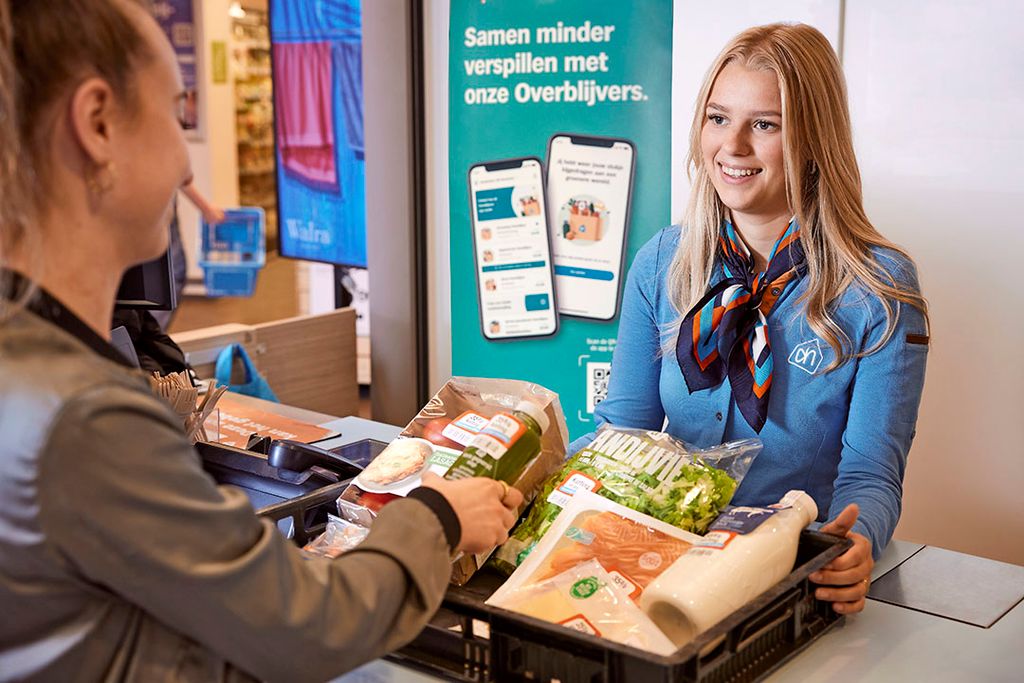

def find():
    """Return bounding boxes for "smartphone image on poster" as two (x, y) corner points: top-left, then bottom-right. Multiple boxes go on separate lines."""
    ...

(546, 134), (636, 320)
(467, 157), (559, 341)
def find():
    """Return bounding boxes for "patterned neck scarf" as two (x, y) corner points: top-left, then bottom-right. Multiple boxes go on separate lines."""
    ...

(676, 218), (806, 433)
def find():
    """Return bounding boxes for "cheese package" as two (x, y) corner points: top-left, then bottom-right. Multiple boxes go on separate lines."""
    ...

(486, 559), (676, 656)
(490, 490), (701, 607)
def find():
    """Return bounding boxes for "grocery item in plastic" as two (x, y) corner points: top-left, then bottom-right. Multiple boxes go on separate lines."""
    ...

(495, 427), (760, 573)
(302, 515), (371, 559)
(337, 377), (569, 584)
(486, 559), (677, 656)
(491, 490), (700, 606)
(641, 490), (818, 646)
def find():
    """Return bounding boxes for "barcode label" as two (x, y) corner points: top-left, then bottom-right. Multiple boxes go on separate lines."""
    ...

(586, 362), (611, 413)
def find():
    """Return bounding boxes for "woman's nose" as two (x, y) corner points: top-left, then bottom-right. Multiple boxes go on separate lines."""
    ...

(722, 126), (752, 155)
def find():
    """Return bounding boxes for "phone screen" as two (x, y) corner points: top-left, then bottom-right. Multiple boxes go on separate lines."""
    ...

(546, 135), (636, 320)
(468, 158), (558, 340)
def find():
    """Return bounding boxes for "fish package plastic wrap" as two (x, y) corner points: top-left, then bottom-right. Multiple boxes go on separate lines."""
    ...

(494, 427), (761, 574)
(486, 559), (677, 656)
(491, 490), (702, 608)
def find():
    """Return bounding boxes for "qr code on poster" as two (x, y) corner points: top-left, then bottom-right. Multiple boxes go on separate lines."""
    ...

(586, 362), (611, 413)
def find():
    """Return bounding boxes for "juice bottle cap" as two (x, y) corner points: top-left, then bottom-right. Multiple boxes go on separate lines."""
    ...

(514, 400), (550, 433)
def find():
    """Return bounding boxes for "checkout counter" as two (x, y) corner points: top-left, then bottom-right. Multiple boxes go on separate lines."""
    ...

(224, 393), (1024, 682)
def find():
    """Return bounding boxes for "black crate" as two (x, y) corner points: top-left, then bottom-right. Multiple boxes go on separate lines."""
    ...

(249, 478), (851, 682)
(390, 530), (851, 683)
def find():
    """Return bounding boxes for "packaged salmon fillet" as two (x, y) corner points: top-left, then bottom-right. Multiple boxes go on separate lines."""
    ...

(490, 490), (701, 607)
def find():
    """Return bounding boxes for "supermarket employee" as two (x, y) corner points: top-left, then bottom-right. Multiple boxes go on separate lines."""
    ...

(570, 23), (928, 616)
(0, 2), (521, 681)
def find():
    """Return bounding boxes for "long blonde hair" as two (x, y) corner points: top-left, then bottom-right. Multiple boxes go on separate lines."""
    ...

(668, 23), (928, 367)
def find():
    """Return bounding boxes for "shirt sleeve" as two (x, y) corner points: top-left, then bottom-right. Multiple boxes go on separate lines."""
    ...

(830, 263), (929, 559)
(36, 385), (452, 682)
(568, 230), (671, 457)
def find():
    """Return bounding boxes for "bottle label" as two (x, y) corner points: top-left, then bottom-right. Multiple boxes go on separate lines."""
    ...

(441, 411), (488, 446)
(466, 413), (526, 460)
(690, 530), (738, 554)
(709, 506), (777, 534)
(547, 470), (602, 507)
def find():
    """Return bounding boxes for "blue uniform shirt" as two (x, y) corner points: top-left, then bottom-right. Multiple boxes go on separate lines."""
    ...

(569, 227), (929, 558)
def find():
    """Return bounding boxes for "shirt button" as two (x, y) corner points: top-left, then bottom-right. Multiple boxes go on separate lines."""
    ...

(715, 412), (723, 422)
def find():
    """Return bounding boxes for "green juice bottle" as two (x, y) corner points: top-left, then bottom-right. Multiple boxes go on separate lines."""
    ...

(445, 400), (550, 483)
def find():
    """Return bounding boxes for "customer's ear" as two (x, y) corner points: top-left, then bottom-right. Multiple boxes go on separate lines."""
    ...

(67, 77), (117, 168)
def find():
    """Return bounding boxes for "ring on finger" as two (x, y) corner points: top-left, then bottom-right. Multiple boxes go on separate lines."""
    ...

(498, 480), (510, 500)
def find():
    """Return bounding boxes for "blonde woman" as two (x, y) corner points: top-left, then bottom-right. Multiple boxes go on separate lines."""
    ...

(571, 23), (929, 615)
(0, 1), (520, 680)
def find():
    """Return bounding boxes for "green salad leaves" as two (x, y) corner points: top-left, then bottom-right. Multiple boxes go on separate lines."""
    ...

(493, 428), (760, 574)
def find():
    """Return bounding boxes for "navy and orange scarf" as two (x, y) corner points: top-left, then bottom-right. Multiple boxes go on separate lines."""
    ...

(676, 219), (805, 433)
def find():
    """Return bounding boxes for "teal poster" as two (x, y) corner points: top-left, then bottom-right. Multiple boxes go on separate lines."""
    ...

(449, 0), (673, 440)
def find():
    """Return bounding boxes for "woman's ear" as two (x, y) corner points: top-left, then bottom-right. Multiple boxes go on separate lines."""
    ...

(67, 77), (117, 168)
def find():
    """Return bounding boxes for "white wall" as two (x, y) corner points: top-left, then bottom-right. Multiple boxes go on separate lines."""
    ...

(424, 1), (1024, 563)
(179, 0), (239, 285)
(844, 0), (1024, 564)
(425, 0), (452, 393)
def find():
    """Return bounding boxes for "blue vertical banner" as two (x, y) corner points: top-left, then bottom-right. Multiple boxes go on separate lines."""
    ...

(151, 0), (199, 130)
(450, 1), (674, 439)
(271, 0), (367, 266)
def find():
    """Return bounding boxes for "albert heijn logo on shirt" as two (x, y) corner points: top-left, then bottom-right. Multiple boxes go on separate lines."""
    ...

(788, 339), (824, 375)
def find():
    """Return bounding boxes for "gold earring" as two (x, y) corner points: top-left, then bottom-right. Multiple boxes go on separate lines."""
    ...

(88, 161), (116, 195)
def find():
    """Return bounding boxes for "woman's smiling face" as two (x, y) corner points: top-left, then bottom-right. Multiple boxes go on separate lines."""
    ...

(701, 61), (789, 223)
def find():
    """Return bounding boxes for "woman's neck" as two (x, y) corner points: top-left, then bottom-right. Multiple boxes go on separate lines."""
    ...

(5, 216), (124, 340)
(729, 210), (793, 272)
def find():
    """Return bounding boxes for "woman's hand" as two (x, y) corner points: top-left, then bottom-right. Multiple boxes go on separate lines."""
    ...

(420, 472), (522, 554)
(811, 503), (874, 615)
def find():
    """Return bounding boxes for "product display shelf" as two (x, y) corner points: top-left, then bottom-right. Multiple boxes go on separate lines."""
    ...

(232, 8), (276, 243)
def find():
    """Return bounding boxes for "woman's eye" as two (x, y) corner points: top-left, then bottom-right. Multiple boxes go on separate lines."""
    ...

(754, 120), (778, 132)
(707, 114), (726, 125)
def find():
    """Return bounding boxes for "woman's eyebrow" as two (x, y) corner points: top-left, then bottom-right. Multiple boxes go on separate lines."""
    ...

(707, 102), (781, 118)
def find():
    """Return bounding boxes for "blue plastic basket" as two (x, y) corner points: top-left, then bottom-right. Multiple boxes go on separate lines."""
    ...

(198, 208), (266, 297)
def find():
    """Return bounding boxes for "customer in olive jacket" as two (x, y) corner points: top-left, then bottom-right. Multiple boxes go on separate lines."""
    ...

(0, 3), (520, 681)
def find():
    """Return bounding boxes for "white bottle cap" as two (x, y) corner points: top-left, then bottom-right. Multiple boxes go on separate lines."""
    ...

(777, 490), (818, 525)
(514, 400), (550, 433)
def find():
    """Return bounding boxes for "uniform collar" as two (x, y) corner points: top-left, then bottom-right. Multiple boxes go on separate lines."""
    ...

(1, 268), (134, 368)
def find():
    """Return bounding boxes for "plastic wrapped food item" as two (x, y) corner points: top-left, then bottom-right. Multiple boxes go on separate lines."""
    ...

(302, 515), (371, 559)
(486, 559), (676, 656)
(490, 490), (700, 606)
(337, 377), (569, 584)
(494, 427), (761, 573)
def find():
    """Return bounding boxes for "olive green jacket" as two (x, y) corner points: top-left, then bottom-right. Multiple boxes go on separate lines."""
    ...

(0, 307), (451, 682)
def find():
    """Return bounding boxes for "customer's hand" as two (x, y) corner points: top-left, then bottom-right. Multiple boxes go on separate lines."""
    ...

(811, 503), (873, 615)
(420, 473), (523, 554)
